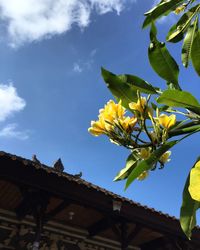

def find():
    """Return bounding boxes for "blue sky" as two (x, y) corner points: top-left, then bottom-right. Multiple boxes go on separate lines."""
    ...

(0, 0), (200, 219)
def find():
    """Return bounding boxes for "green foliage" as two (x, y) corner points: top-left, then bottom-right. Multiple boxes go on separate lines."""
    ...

(191, 29), (200, 75)
(101, 67), (158, 109)
(118, 74), (159, 94)
(167, 5), (200, 43)
(143, 0), (184, 28)
(90, 0), (200, 241)
(114, 153), (138, 181)
(182, 17), (198, 67)
(101, 67), (138, 110)
(147, 2), (200, 77)
(180, 158), (200, 239)
(148, 25), (180, 89)
(157, 89), (200, 115)
(125, 141), (178, 189)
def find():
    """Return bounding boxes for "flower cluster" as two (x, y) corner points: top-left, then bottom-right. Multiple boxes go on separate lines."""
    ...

(88, 100), (137, 146)
(89, 96), (177, 181)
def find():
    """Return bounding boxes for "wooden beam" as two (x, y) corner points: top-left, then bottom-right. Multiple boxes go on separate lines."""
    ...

(111, 223), (142, 250)
(139, 236), (169, 250)
(168, 238), (198, 250)
(138, 232), (197, 250)
(126, 224), (142, 247)
(111, 224), (121, 241)
(15, 189), (50, 220)
(88, 216), (117, 237)
(44, 200), (70, 222)
(15, 188), (50, 249)
(33, 206), (43, 250)
(120, 222), (128, 250)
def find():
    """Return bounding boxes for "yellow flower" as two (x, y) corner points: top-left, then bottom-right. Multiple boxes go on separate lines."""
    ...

(137, 171), (149, 181)
(158, 114), (176, 129)
(118, 116), (137, 132)
(89, 100), (126, 137)
(140, 148), (151, 160)
(174, 5), (185, 14)
(159, 151), (171, 164)
(129, 97), (147, 113)
(88, 119), (106, 136)
(99, 100), (125, 122)
(129, 97), (153, 118)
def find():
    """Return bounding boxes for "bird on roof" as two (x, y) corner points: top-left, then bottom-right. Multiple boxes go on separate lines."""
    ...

(53, 158), (64, 172)
(74, 171), (82, 178)
(32, 154), (41, 164)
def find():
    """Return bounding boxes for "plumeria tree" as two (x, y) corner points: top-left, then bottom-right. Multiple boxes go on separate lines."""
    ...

(89, 0), (200, 239)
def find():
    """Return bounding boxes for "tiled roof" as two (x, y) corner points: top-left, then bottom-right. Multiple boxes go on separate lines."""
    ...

(0, 150), (179, 222)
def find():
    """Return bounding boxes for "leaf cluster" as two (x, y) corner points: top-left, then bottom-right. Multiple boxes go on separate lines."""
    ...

(144, 0), (200, 75)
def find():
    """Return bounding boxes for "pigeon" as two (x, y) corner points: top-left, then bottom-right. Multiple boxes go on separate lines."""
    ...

(32, 154), (41, 164)
(53, 158), (64, 172)
(74, 172), (82, 178)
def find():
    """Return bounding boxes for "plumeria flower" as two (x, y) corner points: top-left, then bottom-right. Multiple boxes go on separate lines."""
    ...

(137, 171), (149, 181)
(158, 114), (176, 129)
(139, 147), (151, 160)
(88, 100), (124, 136)
(118, 116), (137, 133)
(174, 5), (185, 14)
(88, 119), (108, 136)
(99, 100), (125, 122)
(129, 97), (147, 113)
(159, 151), (171, 164)
(88, 100), (137, 137)
(129, 96), (153, 118)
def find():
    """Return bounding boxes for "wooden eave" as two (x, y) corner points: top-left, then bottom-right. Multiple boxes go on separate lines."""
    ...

(0, 151), (200, 249)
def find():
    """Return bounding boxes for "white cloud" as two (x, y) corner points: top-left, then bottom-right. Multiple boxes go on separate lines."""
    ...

(0, 0), (135, 47)
(73, 48), (97, 73)
(0, 83), (26, 121)
(73, 63), (83, 73)
(0, 123), (29, 140)
(90, 48), (97, 57)
(0, 83), (28, 140)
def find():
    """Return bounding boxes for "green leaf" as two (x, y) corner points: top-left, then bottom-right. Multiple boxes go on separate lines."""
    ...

(180, 158), (200, 239)
(167, 82), (178, 90)
(182, 17), (198, 67)
(101, 68), (158, 109)
(159, 105), (170, 112)
(101, 68), (137, 109)
(125, 141), (178, 190)
(167, 5), (200, 43)
(191, 29), (200, 76)
(118, 74), (158, 94)
(143, 0), (184, 28)
(157, 89), (200, 115)
(148, 27), (180, 89)
(114, 154), (138, 181)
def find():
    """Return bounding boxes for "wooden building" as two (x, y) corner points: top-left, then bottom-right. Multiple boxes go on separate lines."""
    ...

(0, 151), (199, 249)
